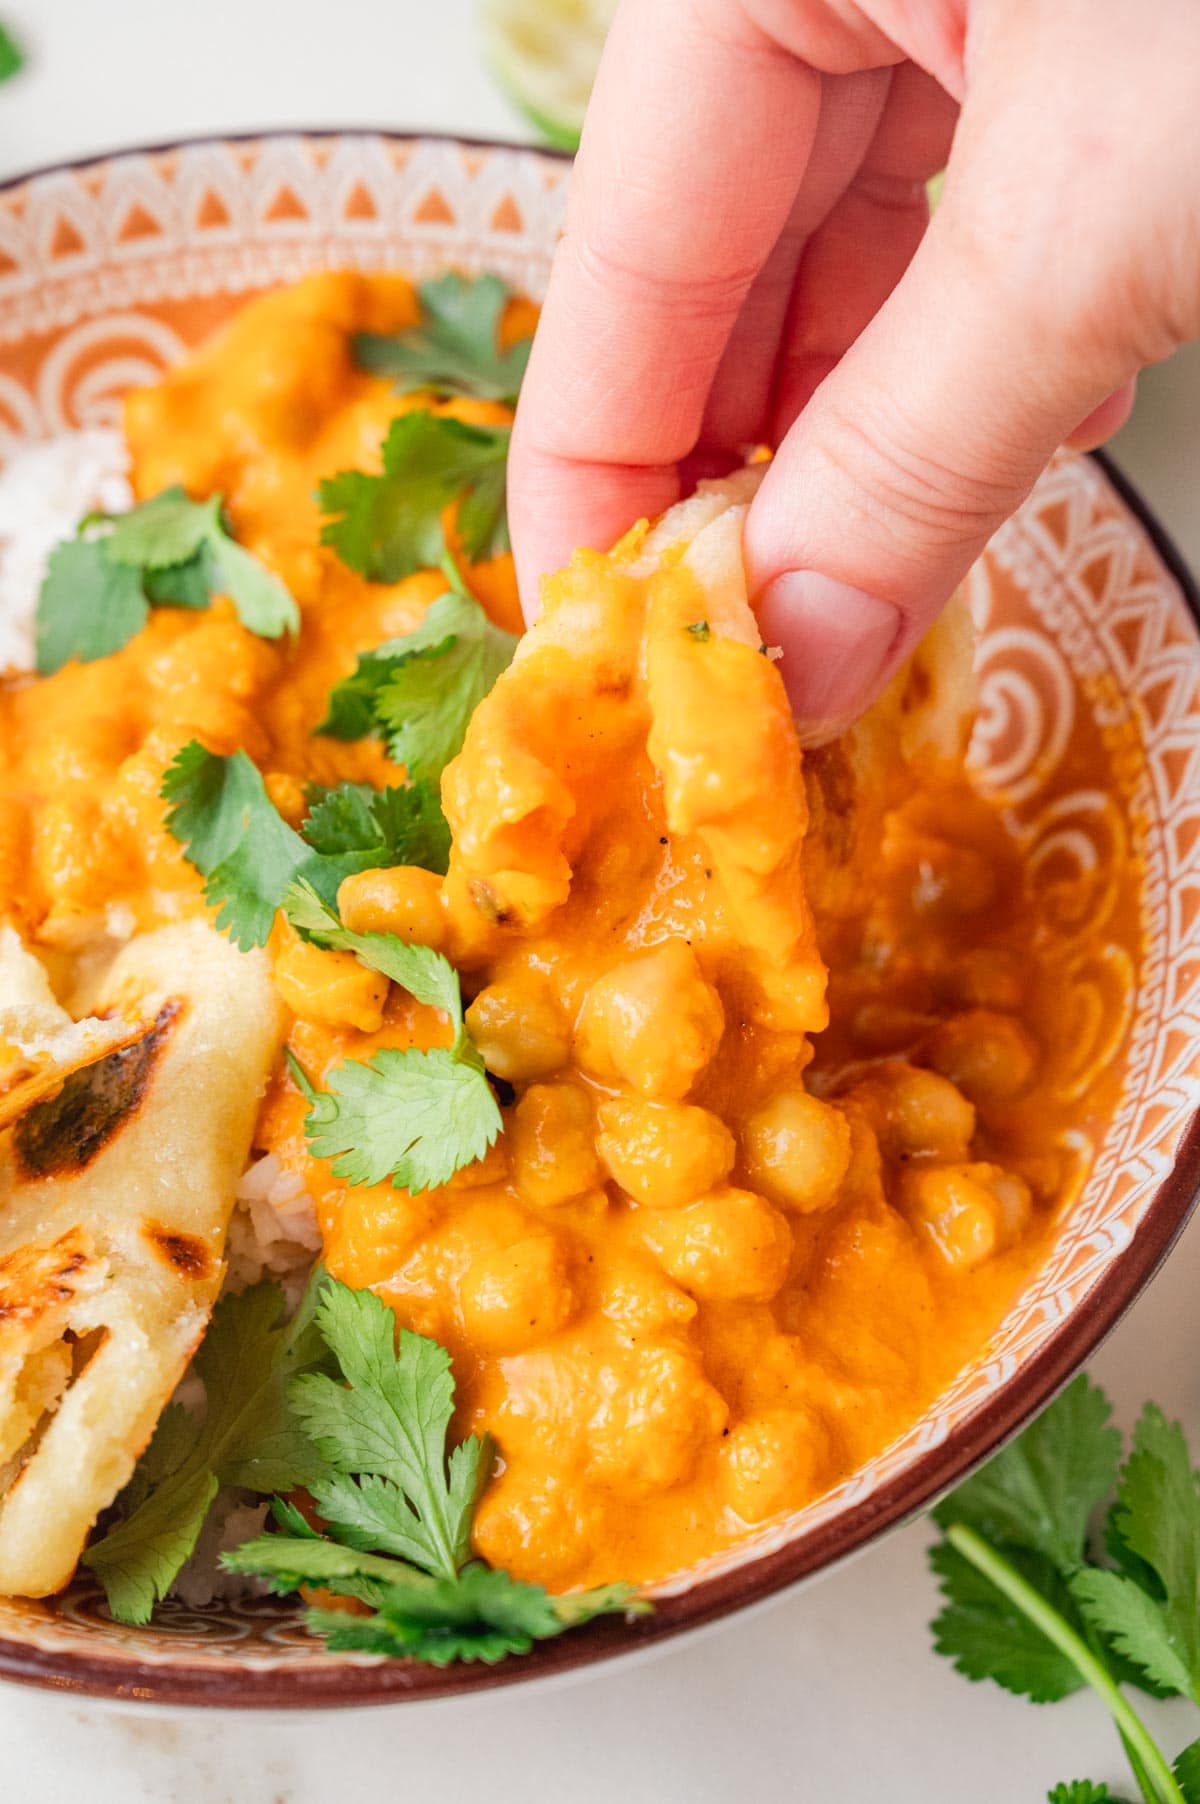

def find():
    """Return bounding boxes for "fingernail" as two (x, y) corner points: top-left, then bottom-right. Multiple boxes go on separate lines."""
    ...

(755, 571), (903, 742)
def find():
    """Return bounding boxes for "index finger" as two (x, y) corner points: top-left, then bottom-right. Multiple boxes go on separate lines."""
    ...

(508, 0), (824, 611)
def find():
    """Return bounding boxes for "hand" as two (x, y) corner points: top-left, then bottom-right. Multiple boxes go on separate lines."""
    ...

(508, 0), (1200, 740)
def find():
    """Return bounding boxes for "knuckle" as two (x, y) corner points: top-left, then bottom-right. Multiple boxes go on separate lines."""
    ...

(813, 398), (1018, 554)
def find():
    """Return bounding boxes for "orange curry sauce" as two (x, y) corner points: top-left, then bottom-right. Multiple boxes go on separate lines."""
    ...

(0, 274), (1138, 1593)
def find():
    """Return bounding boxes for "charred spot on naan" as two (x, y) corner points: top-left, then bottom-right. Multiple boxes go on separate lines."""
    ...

(12, 1001), (181, 1181)
(0, 1018), (147, 1135)
(0, 1231), (102, 1336)
(141, 1224), (213, 1281)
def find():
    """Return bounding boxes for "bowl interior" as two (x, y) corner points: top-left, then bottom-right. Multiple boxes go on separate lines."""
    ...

(2, 131), (1200, 1705)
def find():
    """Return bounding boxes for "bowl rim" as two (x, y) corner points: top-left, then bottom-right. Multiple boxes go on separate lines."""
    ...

(0, 130), (1197, 1708)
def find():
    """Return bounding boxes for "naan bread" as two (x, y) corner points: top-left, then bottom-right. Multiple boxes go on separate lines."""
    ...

(0, 920), (282, 1597)
(0, 928), (138, 1129)
(443, 466), (975, 982)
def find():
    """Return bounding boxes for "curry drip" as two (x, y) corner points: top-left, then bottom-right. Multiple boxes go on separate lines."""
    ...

(0, 274), (1138, 1593)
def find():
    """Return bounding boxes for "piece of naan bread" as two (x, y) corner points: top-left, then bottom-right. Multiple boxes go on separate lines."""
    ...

(443, 466), (975, 983)
(0, 920), (281, 1597)
(0, 928), (140, 1129)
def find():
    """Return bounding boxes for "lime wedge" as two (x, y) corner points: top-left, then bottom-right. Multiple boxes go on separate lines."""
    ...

(479, 0), (618, 152)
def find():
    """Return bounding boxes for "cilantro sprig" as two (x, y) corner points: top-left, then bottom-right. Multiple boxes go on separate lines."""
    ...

(36, 486), (299, 674)
(0, 22), (22, 83)
(319, 413), (511, 583)
(930, 1375), (1200, 1804)
(317, 577), (517, 784)
(353, 272), (533, 406)
(84, 1275), (334, 1625)
(220, 1279), (642, 1664)
(161, 745), (447, 951)
(282, 885), (501, 1193)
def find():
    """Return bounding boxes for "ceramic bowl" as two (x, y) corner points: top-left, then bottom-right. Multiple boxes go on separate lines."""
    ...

(1, 130), (1199, 1707)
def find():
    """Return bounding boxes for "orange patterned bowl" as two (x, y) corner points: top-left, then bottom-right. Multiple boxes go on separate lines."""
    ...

(1, 130), (1199, 1708)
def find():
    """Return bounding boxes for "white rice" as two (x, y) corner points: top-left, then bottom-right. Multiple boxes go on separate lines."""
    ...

(171, 1496), (271, 1610)
(0, 428), (133, 672)
(227, 1153), (323, 1300)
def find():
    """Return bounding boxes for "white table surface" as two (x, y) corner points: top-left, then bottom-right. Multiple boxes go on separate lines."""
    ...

(4, 6), (1200, 1800)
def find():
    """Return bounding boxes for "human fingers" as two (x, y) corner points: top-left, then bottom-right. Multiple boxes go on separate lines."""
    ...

(508, 0), (870, 614)
(746, 0), (1200, 741)
(698, 67), (892, 456)
(769, 63), (958, 434)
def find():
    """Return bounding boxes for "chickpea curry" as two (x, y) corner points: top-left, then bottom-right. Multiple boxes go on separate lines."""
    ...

(0, 272), (1134, 1615)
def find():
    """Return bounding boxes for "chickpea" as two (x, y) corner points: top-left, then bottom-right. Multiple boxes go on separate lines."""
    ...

(508, 1080), (602, 1207)
(459, 1234), (575, 1355)
(586, 1344), (728, 1493)
(473, 1470), (602, 1592)
(274, 936), (388, 1032)
(721, 1408), (832, 1524)
(600, 1261), (698, 1331)
(936, 948), (1026, 1012)
(465, 973), (571, 1083)
(909, 834), (996, 918)
(641, 1186), (793, 1302)
(851, 1002), (936, 1055)
(337, 864), (446, 949)
(742, 1088), (852, 1214)
(843, 1062), (975, 1162)
(575, 939), (724, 1098)
(596, 1096), (734, 1208)
(899, 1161), (1033, 1270)
(923, 1010), (1039, 1106)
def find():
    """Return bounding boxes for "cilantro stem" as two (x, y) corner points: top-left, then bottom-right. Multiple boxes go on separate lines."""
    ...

(946, 1526), (1185, 1804)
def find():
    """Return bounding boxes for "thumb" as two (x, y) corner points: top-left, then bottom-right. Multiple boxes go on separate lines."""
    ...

(744, 195), (1134, 743)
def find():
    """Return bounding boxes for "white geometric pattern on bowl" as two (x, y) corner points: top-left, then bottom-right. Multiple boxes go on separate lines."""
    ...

(0, 132), (1197, 1700)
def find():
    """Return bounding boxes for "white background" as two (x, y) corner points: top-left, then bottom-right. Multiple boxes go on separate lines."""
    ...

(3, 5), (1200, 1800)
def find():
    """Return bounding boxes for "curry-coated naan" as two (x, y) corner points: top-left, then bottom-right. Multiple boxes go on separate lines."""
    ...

(0, 921), (281, 1597)
(442, 467), (974, 982)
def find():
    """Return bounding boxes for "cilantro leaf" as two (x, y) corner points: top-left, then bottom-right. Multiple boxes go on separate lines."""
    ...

(306, 1564), (634, 1667)
(116, 1401), (199, 1518)
(205, 530), (299, 639)
(143, 553), (216, 610)
(162, 746), (445, 949)
(371, 591), (517, 783)
(0, 22), (23, 82)
(318, 588), (517, 785)
(162, 745), (317, 950)
(1072, 1404), (1200, 1704)
(291, 1284), (484, 1578)
(302, 779), (449, 876)
(221, 1527), (411, 1608)
(105, 487), (217, 569)
(219, 1276), (644, 1666)
(280, 888), (498, 1190)
(1047, 1785), (1133, 1804)
(929, 1539), (1088, 1703)
(302, 1043), (500, 1193)
(34, 486), (298, 674)
(353, 272), (533, 405)
(318, 413), (511, 581)
(1071, 1568), (1195, 1701)
(282, 881), (461, 1019)
(84, 1273), (332, 1624)
(35, 538), (148, 674)
(932, 1375), (1121, 1574)
(1174, 1737), (1200, 1804)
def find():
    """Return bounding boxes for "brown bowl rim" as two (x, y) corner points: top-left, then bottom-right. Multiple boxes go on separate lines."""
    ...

(0, 132), (1196, 1708)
